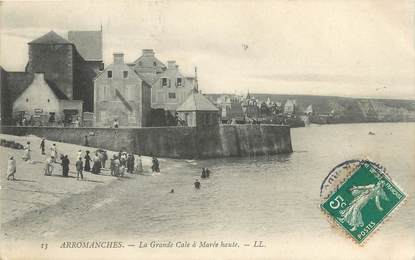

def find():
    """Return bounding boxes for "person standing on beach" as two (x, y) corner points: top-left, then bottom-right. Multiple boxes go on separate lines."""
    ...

(76, 157), (83, 180)
(127, 154), (134, 173)
(92, 152), (101, 174)
(113, 156), (120, 177)
(22, 141), (31, 162)
(110, 155), (116, 176)
(101, 150), (108, 169)
(61, 155), (70, 177)
(152, 156), (160, 173)
(7, 156), (16, 181)
(84, 151), (91, 172)
(50, 144), (58, 163)
(134, 155), (143, 174)
(44, 156), (54, 176)
(40, 138), (45, 155)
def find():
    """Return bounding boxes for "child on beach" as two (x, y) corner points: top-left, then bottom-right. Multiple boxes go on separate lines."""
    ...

(76, 157), (83, 180)
(7, 156), (16, 181)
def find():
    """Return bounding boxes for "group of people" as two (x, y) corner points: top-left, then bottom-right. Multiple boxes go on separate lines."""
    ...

(6, 137), (211, 189)
(108, 151), (146, 177)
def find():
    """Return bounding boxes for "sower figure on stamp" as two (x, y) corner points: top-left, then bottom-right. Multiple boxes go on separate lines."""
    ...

(339, 180), (389, 231)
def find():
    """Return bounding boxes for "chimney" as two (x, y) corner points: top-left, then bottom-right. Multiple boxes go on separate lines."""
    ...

(167, 60), (176, 70)
(142, 49), (155, 57)
(113, 52), (124, 64)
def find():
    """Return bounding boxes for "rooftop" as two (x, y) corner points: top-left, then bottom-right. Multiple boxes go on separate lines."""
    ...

(177, 91), (219, 112)
(29, 31), (72, 45)
(68, 30), (103, 61)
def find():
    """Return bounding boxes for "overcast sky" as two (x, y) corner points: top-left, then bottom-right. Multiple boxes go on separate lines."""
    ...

(0, 0), (414, 99)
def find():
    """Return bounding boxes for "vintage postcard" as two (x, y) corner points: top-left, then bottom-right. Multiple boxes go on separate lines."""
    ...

(0, 0), (414, 259)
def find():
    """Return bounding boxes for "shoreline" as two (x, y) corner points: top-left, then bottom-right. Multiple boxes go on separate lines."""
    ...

(0, 133), (155, 226)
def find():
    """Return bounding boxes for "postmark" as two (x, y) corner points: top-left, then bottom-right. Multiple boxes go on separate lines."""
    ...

(320, 160), (406, 244)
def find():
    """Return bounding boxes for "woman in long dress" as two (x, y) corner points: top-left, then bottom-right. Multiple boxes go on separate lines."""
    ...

(339, 180), (388, 231)
(134, 155), (143, 174)
(50, 144), (58, 163)
(22, 142), (31, 161)
(44, 156), (54, 176)
(84, 151), (91, 172)
(91, 153), (101, 174)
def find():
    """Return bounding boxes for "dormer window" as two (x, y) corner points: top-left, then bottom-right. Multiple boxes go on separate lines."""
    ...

(107, 70), (112, 78)
(176, 78), (182, 87)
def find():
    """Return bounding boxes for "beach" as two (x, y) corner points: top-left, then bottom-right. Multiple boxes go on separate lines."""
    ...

(0, 133), (157, 226)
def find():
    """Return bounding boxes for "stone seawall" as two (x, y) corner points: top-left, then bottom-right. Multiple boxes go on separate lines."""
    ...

(1, 125), (292, 159)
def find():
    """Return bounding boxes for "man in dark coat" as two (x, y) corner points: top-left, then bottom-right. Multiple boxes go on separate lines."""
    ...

(40, 138), (45, 155)
(61, 155), (70, 177)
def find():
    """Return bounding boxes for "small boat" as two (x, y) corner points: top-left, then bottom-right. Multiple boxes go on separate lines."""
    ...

(368, 131), (375, 135)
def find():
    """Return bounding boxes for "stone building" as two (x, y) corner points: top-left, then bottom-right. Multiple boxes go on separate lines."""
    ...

(94, 53), (152, 127)
(26, 30), (101, 112)
(12, 73), (83, 125)
(176, 91), (219, 128)
(129, 49), (197, 113)
(151, 61), (197, 111)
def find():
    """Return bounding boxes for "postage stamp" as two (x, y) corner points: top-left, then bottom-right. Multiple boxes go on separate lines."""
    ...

(320, 160), (406, 244)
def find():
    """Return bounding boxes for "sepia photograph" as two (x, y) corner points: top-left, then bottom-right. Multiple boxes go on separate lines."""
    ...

(0, 0), (414, 259)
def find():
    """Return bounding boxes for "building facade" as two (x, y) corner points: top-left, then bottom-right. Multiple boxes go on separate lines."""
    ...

(151, 61), (196, 111)
(12, 73), (83, 125)
(26, 31), (101, 112)
(94, 53), (152, 127)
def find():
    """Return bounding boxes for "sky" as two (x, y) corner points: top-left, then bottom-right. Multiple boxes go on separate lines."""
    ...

(0, 0), (414, 99)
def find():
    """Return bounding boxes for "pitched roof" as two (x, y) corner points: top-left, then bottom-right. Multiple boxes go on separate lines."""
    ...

(29, 31), (72, 45)
(5, 72), (35, 102)
(177, 91), (219, 112)
(44, 79), (68, 100)
(68, 30), (103, 61)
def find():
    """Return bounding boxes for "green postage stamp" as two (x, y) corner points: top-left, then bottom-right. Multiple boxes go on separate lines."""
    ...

(320, 160), (406, 244)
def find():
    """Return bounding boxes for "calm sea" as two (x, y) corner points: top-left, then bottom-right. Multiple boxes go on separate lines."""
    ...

(23, 123), (415, 258)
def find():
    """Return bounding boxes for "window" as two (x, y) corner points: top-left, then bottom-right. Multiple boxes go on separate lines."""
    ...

(168, 93), (176, 99)
(47, 99), (50, 103)
(26, 98), (29, 102)
(138, 61), (142, 66)
(107, 70), (112, 78)
(153, 61), (157, 67)
(123, 71), (128, 78)
(176, 78), (182, 87)
(161, 78), (168, 87)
